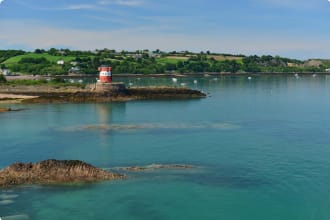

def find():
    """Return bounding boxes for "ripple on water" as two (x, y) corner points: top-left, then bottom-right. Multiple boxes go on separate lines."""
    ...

(0, 194), (19, 200)
(0, 214), (30, 220)
(0, 199), (15, 205)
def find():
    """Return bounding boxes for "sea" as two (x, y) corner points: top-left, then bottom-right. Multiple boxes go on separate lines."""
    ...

(1, 75), (330, 220)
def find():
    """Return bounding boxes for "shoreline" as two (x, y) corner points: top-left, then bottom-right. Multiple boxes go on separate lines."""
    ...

(4, 72), (329, 81)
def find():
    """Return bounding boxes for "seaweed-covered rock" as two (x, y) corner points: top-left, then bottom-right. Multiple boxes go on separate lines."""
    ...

(0, 107), (11, 112)
(0, 159), (124, 187)
(118, 164), (195, 172)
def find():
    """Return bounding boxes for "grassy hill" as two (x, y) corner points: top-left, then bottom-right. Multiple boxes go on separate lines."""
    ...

(3, 53), (76, 65)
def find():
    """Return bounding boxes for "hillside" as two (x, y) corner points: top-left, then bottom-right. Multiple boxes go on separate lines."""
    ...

(0, 49), (329, 75)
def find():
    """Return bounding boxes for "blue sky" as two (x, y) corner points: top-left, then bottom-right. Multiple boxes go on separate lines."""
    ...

(0, 0), (329, 59)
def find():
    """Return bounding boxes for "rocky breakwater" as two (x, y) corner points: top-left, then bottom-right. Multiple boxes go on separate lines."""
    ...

(0, 159), (124, 187)
(0, 84), (206, 103)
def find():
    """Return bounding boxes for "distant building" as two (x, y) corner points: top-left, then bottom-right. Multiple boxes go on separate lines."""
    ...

(326, 68), (330, 73)
(69, 67), (80, 74)
(57, 60), (65, 65)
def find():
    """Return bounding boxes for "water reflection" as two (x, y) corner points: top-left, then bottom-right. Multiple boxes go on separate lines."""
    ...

(93, 103), (126, 152)
(62, 122), (240, 133)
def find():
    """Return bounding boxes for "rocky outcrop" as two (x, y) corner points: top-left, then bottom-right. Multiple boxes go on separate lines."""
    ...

(126, 87), (206, 100)
(0, 84), (206, 104)
(0, 160), (124, 187)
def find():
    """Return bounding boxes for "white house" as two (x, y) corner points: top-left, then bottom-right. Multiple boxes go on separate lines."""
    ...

(0, 69), (10, 75)
(57, 60), (65, 65)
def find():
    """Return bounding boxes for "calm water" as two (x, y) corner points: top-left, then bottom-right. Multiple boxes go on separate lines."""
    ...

(1, 75), (330, 220)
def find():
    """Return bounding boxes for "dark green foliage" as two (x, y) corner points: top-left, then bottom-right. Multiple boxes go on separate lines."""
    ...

(0, 50), (25, 63)
(0, 74), (7, 83)
(19, 57), (50, 64)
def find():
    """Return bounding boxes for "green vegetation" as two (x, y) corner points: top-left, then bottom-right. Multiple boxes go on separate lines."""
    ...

(0, 50), (25, 63)
(5, 78), (84, 88)
(0, 48), (328, 75)
(0, 74), (7, 83)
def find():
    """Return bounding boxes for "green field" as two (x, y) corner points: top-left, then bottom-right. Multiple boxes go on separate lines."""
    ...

(3, 53), (76, 65)
(157, 56), (189, 64)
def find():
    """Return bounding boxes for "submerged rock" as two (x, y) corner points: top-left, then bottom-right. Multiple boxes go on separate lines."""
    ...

(0, 159), (124, 187)
(118, 164), (195, 172)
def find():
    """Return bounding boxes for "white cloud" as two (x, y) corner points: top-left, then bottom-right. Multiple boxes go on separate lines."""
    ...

(62, 4), (97, 10)
(0, 0), (4, 5)
(14, 1), (144, 11)
(99, 0), (145, 7)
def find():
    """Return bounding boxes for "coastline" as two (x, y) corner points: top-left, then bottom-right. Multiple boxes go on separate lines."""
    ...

(4, 71), (329, 81)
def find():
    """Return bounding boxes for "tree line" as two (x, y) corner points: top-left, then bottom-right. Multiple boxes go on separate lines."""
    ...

(0, 48), (327, 75)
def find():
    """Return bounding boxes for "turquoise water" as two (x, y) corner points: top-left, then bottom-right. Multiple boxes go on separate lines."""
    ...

(1, 75), (330, 220)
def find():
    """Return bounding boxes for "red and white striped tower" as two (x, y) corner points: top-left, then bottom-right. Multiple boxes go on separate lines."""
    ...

(98, 66), (112, 83)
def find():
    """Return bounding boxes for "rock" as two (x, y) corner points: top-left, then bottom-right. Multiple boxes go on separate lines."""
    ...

(0, 84), (206, 104)
(126, 87), (206, 99)
(0, 108), (11, 112)
(0, 108), (25, 112)
(118, 164), (195, 172)
(0, 160), (124, 187)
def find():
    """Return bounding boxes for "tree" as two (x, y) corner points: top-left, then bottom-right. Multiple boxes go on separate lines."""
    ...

(34, 49), (45, 54)
(48, 48), (58, 56)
